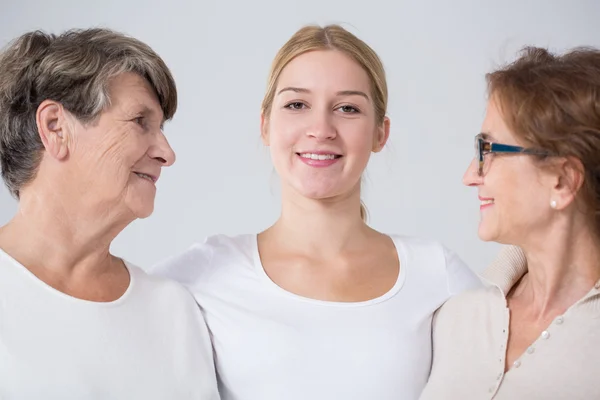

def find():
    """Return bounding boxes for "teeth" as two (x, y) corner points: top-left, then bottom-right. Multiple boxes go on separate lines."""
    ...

(299, 153), (337, 160)
(135, 172), (154, 182)
(481, 199), (494, 206)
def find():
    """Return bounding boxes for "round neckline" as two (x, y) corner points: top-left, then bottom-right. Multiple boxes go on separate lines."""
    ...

(0, 247), (135, 307)
(251, 233), (407, 307)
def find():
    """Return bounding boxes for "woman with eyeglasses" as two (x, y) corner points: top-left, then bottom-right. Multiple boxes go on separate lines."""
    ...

(419, 46), (600, 400)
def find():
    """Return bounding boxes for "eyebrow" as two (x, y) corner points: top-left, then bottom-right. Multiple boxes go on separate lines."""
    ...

(277, 87), (370, 100)
(134, 104), (166, 128)
(480, 132), (498, 141)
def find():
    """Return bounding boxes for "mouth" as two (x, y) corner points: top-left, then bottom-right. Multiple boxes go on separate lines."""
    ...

(296, 152), (342, 168)
(479, 196), (495, 209)
(133, 172), (158, 184)
(297, 152), (343, 161)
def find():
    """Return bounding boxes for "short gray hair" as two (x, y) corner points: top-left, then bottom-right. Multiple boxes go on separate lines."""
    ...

(0, 28), (178, 198)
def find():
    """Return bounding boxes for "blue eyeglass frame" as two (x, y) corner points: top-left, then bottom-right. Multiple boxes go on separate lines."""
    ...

(475, 133), (550, 176)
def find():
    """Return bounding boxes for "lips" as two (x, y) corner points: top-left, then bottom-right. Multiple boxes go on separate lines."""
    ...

(479, 195), (494, 208)
(296, 151), (342, 160)
(133, 171), (159, 183)
(296, 150), (342, 160)
(296, 151), (342, 168)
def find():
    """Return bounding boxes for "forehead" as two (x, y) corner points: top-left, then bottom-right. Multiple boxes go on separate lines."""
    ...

(107, 72), (163, 117)
(277, 50), (371, 93)
(482, 97), (519, 144)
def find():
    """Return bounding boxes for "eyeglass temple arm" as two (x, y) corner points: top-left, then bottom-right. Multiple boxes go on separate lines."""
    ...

(489, 143), (548, 155)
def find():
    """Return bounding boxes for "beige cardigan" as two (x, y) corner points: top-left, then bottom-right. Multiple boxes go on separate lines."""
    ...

(419, 246), (600, 400)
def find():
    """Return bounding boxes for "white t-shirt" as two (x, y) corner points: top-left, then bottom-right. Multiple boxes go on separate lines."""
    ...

(152, 234), (482, 400)
(0, 249), (220, 400)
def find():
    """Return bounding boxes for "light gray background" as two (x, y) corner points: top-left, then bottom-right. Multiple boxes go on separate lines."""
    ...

(1, 0), (599, 272)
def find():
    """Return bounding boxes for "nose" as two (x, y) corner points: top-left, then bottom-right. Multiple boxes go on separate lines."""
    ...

(149, 130), (176, 167)
(462, 157), (483, 187)
(306, 110), (336, 141)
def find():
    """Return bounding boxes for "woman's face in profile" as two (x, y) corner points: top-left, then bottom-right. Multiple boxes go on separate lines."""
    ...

(463, 98), (556, 244)
(262, 50), (387, 202)
(64, 72), (176, 219)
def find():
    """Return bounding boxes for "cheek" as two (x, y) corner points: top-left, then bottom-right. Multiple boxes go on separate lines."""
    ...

(85, 127), (147, 179)
(343, 123), (376, 159)
(79, 124), (126, 159)
(105, 127), (149, 164)
(269, 137), (296, 179)
(267, 117), (302, 155)
(492, 167), (546, 221)
(269, 130), (296, 151)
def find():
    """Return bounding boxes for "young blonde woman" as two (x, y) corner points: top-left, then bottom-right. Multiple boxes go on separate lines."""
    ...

(154, 25), (481, 400)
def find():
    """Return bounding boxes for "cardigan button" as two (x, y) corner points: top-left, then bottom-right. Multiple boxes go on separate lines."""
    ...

(541, 331), (550, 339)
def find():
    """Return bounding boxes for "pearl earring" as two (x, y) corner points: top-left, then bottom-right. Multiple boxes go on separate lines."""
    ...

(550, 200), (557, 209)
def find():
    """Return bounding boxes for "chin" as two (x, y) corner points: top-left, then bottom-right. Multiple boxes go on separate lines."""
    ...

(294, 177), (353, 200)
(127, 201), (155, 219)
(477, 223), (498, 242)
(299, 187), (342, 201)
(125, 187), (157, 219)
(137, 205), (155, 219)
(290, 182), (330, 199)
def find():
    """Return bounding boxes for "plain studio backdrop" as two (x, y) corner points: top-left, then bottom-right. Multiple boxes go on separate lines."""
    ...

(1, 0), (599, 273)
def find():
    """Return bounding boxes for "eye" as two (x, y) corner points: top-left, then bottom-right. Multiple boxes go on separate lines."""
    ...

(131, 116), (148, 129)
(337, 105), (360, 114)
(284, 102), (307, 110)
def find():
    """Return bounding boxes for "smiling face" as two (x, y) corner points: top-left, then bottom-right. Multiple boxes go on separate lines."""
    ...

(262, 50), (389, 202)
(64, 72), (176, 219)
(463, 98), (557, 244)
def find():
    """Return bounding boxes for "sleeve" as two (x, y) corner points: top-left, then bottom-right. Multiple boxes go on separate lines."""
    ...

(482, 245), (526, 283)
(443, 246), (483, 296)
(149, 238), (215, 289)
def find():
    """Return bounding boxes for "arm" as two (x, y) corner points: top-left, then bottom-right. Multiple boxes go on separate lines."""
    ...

(150, 239), (215, 289)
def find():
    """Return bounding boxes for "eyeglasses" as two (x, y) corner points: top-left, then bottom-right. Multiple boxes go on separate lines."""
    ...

(475, 133), (550, 176)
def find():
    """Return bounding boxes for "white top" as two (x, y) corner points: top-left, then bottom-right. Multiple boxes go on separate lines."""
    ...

(152, 233), (482, 400)
(419, 246), (600, 400)
(0, 249), (220, 400)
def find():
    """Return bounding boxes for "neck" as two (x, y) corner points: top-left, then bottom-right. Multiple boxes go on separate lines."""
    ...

(266, 184), (371, 258)
(0, 185), (132, 277)
(516, 218), (600, 316)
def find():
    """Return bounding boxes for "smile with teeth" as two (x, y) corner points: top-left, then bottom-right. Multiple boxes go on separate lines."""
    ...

(481, 199), (494, 206)
(298, 153), (340, 160)
(134, 172), (155, 183)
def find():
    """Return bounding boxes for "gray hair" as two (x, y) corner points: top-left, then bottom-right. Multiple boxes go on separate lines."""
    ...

(0, 28), (178, 198)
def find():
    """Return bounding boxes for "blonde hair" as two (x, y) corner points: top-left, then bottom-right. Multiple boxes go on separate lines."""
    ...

(261, 24), (388, 221)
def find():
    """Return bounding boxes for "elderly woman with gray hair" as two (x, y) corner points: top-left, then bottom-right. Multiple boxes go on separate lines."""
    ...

(0, 29), (218, 399)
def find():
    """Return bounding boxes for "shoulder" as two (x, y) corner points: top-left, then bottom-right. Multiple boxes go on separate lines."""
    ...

(482, 245), (527, 293)
(440, 283), (498, 313)
(388, 234), (483, 295)
(123, 261), (215, 344)
(433, 283), (501, 333)
(124, 260), (199, 306)
(435, 246), (525, 321)
(149, 233), (255, 287)
(388, 233), (445, 251)
(389, 234), (458, 264)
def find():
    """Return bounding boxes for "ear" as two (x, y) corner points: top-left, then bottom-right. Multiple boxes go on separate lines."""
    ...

(372, 116), (390, 153)
(260, 110), (270, 146)
(36, 100), (70, 160)
(550, 156), (585, 210)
